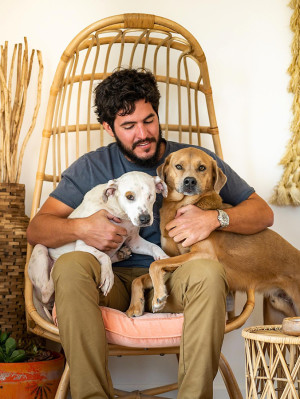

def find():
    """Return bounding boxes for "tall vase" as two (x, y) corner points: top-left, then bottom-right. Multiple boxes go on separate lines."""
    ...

(0, 183), (30, 340)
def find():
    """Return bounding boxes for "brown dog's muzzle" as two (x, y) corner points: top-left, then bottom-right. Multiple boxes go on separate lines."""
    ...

(179, 176), (200, 195)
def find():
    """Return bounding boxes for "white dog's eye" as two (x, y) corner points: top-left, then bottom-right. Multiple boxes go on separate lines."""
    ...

(126, 193), (135, 201)
(175, 164), (183, 170)
(198, 165), (206, 171)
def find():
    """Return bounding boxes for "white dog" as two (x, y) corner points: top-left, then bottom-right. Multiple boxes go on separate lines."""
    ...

(28, 171), (168, 320)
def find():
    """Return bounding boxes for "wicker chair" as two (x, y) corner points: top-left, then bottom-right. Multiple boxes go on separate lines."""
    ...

(24, 13), (255, 399)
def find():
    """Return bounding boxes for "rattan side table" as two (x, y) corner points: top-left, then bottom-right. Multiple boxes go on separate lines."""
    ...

(242, 325), (300, 399)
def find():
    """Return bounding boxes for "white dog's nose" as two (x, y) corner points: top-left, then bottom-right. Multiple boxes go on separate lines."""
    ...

(139, 213), (151, 225)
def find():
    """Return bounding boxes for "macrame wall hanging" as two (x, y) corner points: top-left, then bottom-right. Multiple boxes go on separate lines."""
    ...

(270, 0), (300, 206)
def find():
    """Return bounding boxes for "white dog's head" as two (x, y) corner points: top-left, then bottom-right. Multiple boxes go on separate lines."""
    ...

(103, 171), (167, 227)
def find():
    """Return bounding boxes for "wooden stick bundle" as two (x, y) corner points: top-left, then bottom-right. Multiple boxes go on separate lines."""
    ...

(0, 38), (43, 183)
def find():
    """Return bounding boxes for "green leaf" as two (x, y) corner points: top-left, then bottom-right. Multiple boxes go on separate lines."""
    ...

(5, 337), (16, 356)
(8, 350), (26, 363)
(0, 347), (5, 362)
(0, 332), (9, 344)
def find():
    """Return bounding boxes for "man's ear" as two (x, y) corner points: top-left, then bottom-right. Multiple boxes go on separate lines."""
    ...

(102, 180), (118, 202)
(102, 121), (114, 138)
(212, 160), (227, 193)
(153, 176), (168, 198)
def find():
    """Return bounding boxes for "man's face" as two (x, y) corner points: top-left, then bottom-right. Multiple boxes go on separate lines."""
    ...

(103, 99), (164, 167)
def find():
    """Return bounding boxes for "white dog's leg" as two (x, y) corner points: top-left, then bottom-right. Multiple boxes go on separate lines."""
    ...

(28, 244), (55, 304)
(126, 235), (169, 260)
(74, 240), (114, 296)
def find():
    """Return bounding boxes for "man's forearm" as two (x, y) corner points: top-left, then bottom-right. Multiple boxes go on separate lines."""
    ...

(221, 193), (274, 234)
(27, 214), (82, 248)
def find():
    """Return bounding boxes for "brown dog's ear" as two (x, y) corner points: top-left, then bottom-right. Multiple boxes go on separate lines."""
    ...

(156, 154), (171, 181)
(212, 161), (227, 193)
(102, 179), (117, 202)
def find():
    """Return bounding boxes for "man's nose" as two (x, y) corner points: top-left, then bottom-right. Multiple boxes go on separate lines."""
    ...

(136, 123), (147, 139)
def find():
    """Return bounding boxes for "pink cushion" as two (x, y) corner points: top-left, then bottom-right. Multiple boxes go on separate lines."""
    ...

(100, 307), (183, 348)
(52, 305), (183, 348)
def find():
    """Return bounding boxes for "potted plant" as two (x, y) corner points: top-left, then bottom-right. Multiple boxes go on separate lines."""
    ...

(0, 331), (65, 399)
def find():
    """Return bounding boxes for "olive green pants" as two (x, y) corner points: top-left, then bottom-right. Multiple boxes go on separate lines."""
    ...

(52, 252), (228, 399)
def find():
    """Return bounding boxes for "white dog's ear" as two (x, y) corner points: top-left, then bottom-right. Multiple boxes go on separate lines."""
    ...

(153, 176), (168, 198)
(212, 161), (227, 193)
(102, 180), (118, 202)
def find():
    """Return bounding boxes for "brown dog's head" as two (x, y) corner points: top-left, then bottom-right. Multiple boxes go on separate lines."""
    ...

(157, 147), (227, 196)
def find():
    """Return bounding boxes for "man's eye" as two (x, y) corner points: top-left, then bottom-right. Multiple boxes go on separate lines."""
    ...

(175, 164), (183, 170)
(144, 118), (154, 124)
(198, 165), (206, 171)
(124, 124), (134, 130)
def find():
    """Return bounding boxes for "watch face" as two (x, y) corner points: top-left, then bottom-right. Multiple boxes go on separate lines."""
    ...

(218, 210), (229, 228)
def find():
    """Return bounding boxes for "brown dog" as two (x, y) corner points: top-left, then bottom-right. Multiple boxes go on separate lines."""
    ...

(126, 147), (300, 318)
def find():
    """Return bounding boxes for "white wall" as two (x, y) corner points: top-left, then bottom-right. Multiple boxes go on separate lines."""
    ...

(1, 0), (299, 397)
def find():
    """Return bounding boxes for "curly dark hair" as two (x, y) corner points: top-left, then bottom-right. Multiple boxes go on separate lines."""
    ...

(94, 68), (161, 129)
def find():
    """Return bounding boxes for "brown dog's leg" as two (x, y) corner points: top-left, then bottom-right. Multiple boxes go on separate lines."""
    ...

(126, 273), (153, 317)
(150, 252), (204, 312)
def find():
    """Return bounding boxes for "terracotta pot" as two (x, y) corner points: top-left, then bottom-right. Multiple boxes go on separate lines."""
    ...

(0, 352), (65, 399)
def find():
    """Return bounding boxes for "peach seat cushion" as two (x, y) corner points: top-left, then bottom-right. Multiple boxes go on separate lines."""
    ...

(52, 305), (183, 348)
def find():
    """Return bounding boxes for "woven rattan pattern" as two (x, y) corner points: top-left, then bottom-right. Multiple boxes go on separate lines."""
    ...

(0, 183), (29, 340)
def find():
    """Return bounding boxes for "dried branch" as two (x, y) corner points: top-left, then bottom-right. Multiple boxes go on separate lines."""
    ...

(0, 38), (43, 183)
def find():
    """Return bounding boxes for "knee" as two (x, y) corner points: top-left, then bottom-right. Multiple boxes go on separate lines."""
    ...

(52, 251), (100, 292)
(182, 259), (227, 292)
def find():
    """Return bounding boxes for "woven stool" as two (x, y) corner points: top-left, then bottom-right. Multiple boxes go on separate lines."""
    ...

(242, 325), (300, 399)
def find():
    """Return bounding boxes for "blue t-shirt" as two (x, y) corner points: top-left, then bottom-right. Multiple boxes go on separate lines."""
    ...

(50, 140), (254, 268)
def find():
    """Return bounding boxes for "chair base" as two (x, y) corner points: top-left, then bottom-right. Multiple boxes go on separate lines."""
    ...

(114, 383), (177, 398)
(54, 351), (242, 399)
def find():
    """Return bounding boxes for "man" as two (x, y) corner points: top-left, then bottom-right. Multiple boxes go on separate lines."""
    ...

(27, 68), (273, 399)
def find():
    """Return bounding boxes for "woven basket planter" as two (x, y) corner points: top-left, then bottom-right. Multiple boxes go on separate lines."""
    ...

(0, 183), (29, 340)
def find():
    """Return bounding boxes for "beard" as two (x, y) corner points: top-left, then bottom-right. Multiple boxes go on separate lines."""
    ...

(113, 126), (164, 168)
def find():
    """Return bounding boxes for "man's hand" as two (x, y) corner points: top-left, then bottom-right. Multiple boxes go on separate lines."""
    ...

(165, 205), (219, 247)
(79, 209), (127, 252)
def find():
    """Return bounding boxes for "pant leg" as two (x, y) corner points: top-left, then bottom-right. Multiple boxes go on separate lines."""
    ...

(145, 258), (228, 399)
(52, 251), (131, 399)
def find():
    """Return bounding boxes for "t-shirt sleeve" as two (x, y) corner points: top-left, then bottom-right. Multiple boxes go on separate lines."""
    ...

(50, 156), (92, 209)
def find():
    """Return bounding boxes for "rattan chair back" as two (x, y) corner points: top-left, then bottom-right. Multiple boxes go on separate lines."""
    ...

(29, 13), (223, 217)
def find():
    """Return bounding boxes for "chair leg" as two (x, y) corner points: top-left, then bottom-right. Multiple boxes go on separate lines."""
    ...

(55, 362), (70, 399)
(219, 353), (243, 399)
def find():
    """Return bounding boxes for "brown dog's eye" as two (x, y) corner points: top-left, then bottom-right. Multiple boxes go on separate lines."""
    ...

(175, 164), (183, 170)
(198, 165), (206, 171)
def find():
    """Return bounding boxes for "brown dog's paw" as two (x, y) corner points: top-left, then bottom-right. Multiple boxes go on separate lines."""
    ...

(126, 299), (145, 317)
(152, 295), (168, 312)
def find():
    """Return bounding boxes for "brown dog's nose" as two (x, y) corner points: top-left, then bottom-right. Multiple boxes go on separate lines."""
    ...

(183, 177), (197, 190)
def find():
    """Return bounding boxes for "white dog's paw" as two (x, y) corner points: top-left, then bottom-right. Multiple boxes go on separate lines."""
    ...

(152, 247), (169, 261)
(99, 266), (114, 296)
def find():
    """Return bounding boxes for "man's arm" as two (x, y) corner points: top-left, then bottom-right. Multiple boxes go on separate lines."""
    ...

(165, 193), (274, 248)
(27, 197), (127, 251)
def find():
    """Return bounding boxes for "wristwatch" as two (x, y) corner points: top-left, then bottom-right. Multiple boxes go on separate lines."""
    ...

(217, 209), (229, 229)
